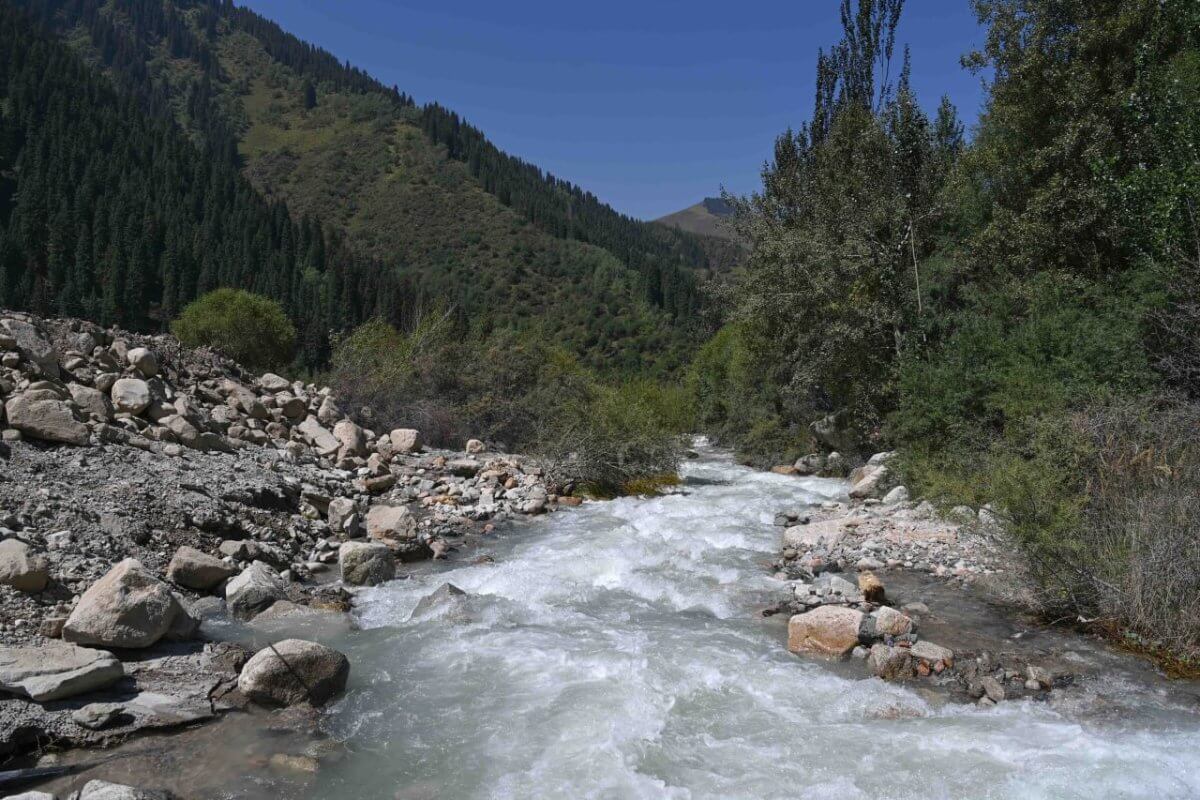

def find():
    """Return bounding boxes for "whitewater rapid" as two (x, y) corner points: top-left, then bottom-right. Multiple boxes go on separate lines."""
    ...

(309, 448), (1200, 799)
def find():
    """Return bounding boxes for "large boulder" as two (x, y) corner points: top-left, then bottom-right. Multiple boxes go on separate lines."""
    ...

(0, 538), (50, 592)
(333, 419), (367, 459)
(0, 318), (59, 377)
(327, 497), (360, 536)
(258, 373), (292, 393)
(366, 504), (417, 541)
(339, 541), (395, 586)
(867, 644), (915, 681)
(111, 378), (151, 416)
(225, 561), (286, 619)
(4, 394), (89, 445)
(410, 583), (471, 623)
(910, 640), (954, 668)
(848, 463), (890, 499)
(126, 347), (158, 378)
(166, 546), (237, 591)
(787, 606), (864, 657)
(782, 519), (851, 549)
(68, 384), (113, 421)
(388, 428), (422, 453)
(237, 639), (349, 707)
(871, 605), (913, 637)
(792, 453), (826, 475)
(0, 641), (124, 701)
(297, 415), (340, 457)
(63, 559), (192, 648)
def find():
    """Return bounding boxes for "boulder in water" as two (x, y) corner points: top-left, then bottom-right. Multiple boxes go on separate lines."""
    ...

(787, 606), (864, 657)
(410, 583), (471, 623)
(339, 541), (395, 586)
(238, 638), (349, 707)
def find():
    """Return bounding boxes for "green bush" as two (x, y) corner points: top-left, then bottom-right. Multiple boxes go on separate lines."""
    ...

(172, 289), (296, 371)
(535, 382), (683, 497)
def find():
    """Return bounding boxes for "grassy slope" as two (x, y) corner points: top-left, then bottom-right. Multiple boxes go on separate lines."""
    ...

(657, 202), (735, 240)
(210, 31), (686, 374)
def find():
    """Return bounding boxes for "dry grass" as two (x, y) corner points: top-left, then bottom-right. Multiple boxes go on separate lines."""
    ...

(1038, 399), (1200, 659)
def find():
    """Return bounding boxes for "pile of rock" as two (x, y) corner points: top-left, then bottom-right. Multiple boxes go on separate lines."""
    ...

(774, 451), (1069, 706)
(772, 467), (1007, 588)
(783, 574), (1065, 705)
(0, 310), (584, 766)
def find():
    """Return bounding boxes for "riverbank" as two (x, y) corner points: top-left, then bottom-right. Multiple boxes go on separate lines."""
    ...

(766, 454), (1200, 712)
(0, 311), (570, 795)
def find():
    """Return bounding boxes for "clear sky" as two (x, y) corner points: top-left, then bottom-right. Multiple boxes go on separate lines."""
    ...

(237, 0), (988, 221)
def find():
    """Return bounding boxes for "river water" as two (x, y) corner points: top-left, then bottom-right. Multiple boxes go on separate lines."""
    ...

(300, 448), (1200, 799)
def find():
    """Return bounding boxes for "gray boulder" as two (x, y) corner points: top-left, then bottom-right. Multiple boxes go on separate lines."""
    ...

(225, 561), (286, 619)
(258, 373), (291, 393)
(111, 378), (151, 416)
(0, 538), (50, 592)
(0, 641), (123, 701)
(166, 546), (236, 591)
(126, 347), (158, 378)
(75, 780), (174, 799)
(410, 583), (471, 623)
(4, 394), (89, 445)
(333, 419), (367, 459)
(237, 638), (349, 707)
(327, 497), (360, 536)
(867, 644), (915, 681)
(366, 504), (416, 541)
(297, 415), (340, 456)
(388, 428), (422, 453)
(68, 384), (114, 421)
(1, 318), (59, 377)
(339, 541), (395, 586)
(63, 559), (192, 648)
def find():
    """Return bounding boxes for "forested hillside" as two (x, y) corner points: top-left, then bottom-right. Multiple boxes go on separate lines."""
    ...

(1, 0), (731, 371)
(0, 3), (413, 367)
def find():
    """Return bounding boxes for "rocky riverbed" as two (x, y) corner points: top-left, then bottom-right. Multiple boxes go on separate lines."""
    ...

(0, 311), (572, 794)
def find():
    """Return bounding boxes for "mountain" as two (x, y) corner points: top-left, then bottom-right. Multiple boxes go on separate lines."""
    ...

(657, 197), (737, 241)
(2, 0), (729, 373)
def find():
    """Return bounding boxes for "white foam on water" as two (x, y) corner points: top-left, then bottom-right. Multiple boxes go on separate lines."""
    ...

(314, 450), (1200, 800)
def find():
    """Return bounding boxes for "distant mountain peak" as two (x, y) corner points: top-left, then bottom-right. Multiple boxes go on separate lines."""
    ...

(656, 197), (736, 240)
(701, 197), (734, 217)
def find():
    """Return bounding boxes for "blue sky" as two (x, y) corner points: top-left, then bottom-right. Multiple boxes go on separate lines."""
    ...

(237, 0), (989, 220)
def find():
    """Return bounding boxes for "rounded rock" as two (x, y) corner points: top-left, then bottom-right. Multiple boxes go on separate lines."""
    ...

(238, 638), (350, 707)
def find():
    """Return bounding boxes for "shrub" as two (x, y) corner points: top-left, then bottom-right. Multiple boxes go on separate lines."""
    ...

(172, 289), (296, 371)
(535, 383), (683, 497)
(905, 397), (1200, 660)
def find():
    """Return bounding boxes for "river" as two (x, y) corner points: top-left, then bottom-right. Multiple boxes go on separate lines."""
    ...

(35, 447), (1200, 799)
(307, 447), (1200, 799)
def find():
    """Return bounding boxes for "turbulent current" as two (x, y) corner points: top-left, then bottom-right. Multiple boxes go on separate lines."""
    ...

(301, 447), (1200, 799)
